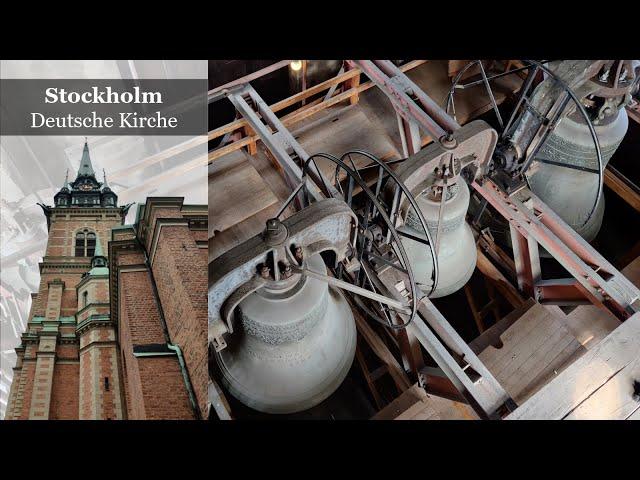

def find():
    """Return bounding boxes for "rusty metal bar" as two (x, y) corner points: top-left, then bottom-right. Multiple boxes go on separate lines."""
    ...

(372, 60), (461, 134)
(349, 60), (454, 141)
(473, 178), (640, 320)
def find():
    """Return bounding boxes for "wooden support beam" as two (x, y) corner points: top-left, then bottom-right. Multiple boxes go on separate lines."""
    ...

(604, 165), (640, 213)
(352, 309), (412, 395)
(355, 341), (384, 410)
(476, 247), (527, 309)
(464, 284), (487, 333)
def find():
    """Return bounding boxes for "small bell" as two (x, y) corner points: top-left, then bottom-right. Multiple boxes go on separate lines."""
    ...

(399, 179), (477, 298)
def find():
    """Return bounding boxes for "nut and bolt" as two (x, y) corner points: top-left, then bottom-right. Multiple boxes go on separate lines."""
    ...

(260, 265), (271, 279)
(282, 263), (293, 278)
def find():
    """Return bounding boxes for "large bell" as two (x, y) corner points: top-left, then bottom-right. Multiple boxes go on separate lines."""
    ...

(528, 107), (628, 241)
(399, 180), (477, 298)
(215, 253), (357, 414)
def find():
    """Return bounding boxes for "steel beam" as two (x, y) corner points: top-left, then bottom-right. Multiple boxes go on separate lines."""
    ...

(473, 178), (640, 320)
(225, 84), (335, 202)
(348, 60), (458, 143)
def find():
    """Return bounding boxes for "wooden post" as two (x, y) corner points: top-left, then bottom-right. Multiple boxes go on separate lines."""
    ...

(464, 284), (486, 333)
(301, 60), (308, 107)
(349, 70), (361, 105)
(355, 340), (384, 410)
(243, 125), (257, 156)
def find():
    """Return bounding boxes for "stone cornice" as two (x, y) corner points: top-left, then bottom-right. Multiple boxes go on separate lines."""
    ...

(76, 273), (109, 291)
(76, 314), (113, 335)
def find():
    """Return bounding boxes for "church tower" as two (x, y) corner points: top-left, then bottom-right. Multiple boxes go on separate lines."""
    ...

(5, 140), (130, 419)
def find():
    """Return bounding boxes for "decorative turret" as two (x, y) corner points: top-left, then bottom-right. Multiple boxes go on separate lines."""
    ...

(54, 170), (72, 207)
(88, 236), (109, 276)
(50, 140), (118, 209)
(101, 168), (118, 207)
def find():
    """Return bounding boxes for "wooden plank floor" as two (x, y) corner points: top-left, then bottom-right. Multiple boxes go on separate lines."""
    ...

(472, 300), (586, 405)
(208, 150), (278, 237)
(372, 384), (479, 420)
(507, 312), (640, 420)
(547, 256), (640, 351)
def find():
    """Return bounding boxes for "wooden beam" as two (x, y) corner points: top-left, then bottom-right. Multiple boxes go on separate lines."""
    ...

(352, 309), (412, 394)
(507, 311), (640, 420)
(355, 342), (384, 410)
(604, 165), (640, 213)
(476, 247), (526, 309)
(208, 60), (429, 162)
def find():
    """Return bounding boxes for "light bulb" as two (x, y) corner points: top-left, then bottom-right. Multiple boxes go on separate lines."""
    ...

(290, 60), (303, 72)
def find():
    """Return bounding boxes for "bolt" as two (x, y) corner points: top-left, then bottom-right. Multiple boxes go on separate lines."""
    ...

(440, 134), (457, 149)
(260, 265), (271, 279)
(282, 263), (292, 278)
(266, 218), (279, 231)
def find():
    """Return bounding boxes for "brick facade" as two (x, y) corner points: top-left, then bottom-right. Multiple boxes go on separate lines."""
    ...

(6, 142), (207, 420)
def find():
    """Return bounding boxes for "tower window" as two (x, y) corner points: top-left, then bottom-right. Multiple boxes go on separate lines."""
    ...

(75, 229), (97, 257)
(104, 377), (110, 391)
(83, 291), (88, 307)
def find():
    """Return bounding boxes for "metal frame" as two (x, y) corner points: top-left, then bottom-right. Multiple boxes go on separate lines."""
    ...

(209, 59), (640, 420)
(472, 178), (640, 319)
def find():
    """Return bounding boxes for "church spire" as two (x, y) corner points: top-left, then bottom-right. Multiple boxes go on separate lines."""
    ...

(76, 138), (96, 179)
(102, 168), (111, 191)
(61, 169), (70, 191)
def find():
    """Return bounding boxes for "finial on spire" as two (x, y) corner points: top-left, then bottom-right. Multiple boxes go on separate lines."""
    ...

(102, 168), (111, 191)
(62, 169), (70, 189)
(75, 139), (96, 179)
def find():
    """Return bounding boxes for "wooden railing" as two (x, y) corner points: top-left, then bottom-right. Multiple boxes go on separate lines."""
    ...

(208, 60), (429, 164)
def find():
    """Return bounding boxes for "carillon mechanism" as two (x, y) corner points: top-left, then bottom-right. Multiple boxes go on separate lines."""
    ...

(208, 59), (640, 421)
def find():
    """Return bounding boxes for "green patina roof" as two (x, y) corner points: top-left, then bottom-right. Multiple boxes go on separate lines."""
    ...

(89, 236), (109, 276)
(88, 266), (109, 276)
(29, 316), (75, 324)
(76, 140), (96, 178)
(94, 235), (104, 257)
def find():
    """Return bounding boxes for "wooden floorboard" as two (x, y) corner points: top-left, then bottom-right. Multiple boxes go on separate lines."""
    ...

(208, 150), (278, 237)
(475, 302), (585, 404)
(547, 256), (640, 351)
(372, 384), (478, 420)
(507, 312), (640, 420)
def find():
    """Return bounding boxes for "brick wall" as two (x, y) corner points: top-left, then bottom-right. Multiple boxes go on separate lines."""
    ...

(115, 261), (195, 419)
(137, 357), (195, 419)
(151, 223), (208, 416)
(49, 363), (79, 419)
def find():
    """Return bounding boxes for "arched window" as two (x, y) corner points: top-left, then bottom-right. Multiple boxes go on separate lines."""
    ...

(83, 291), (88, 307)
(75, 229), (96, 257)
